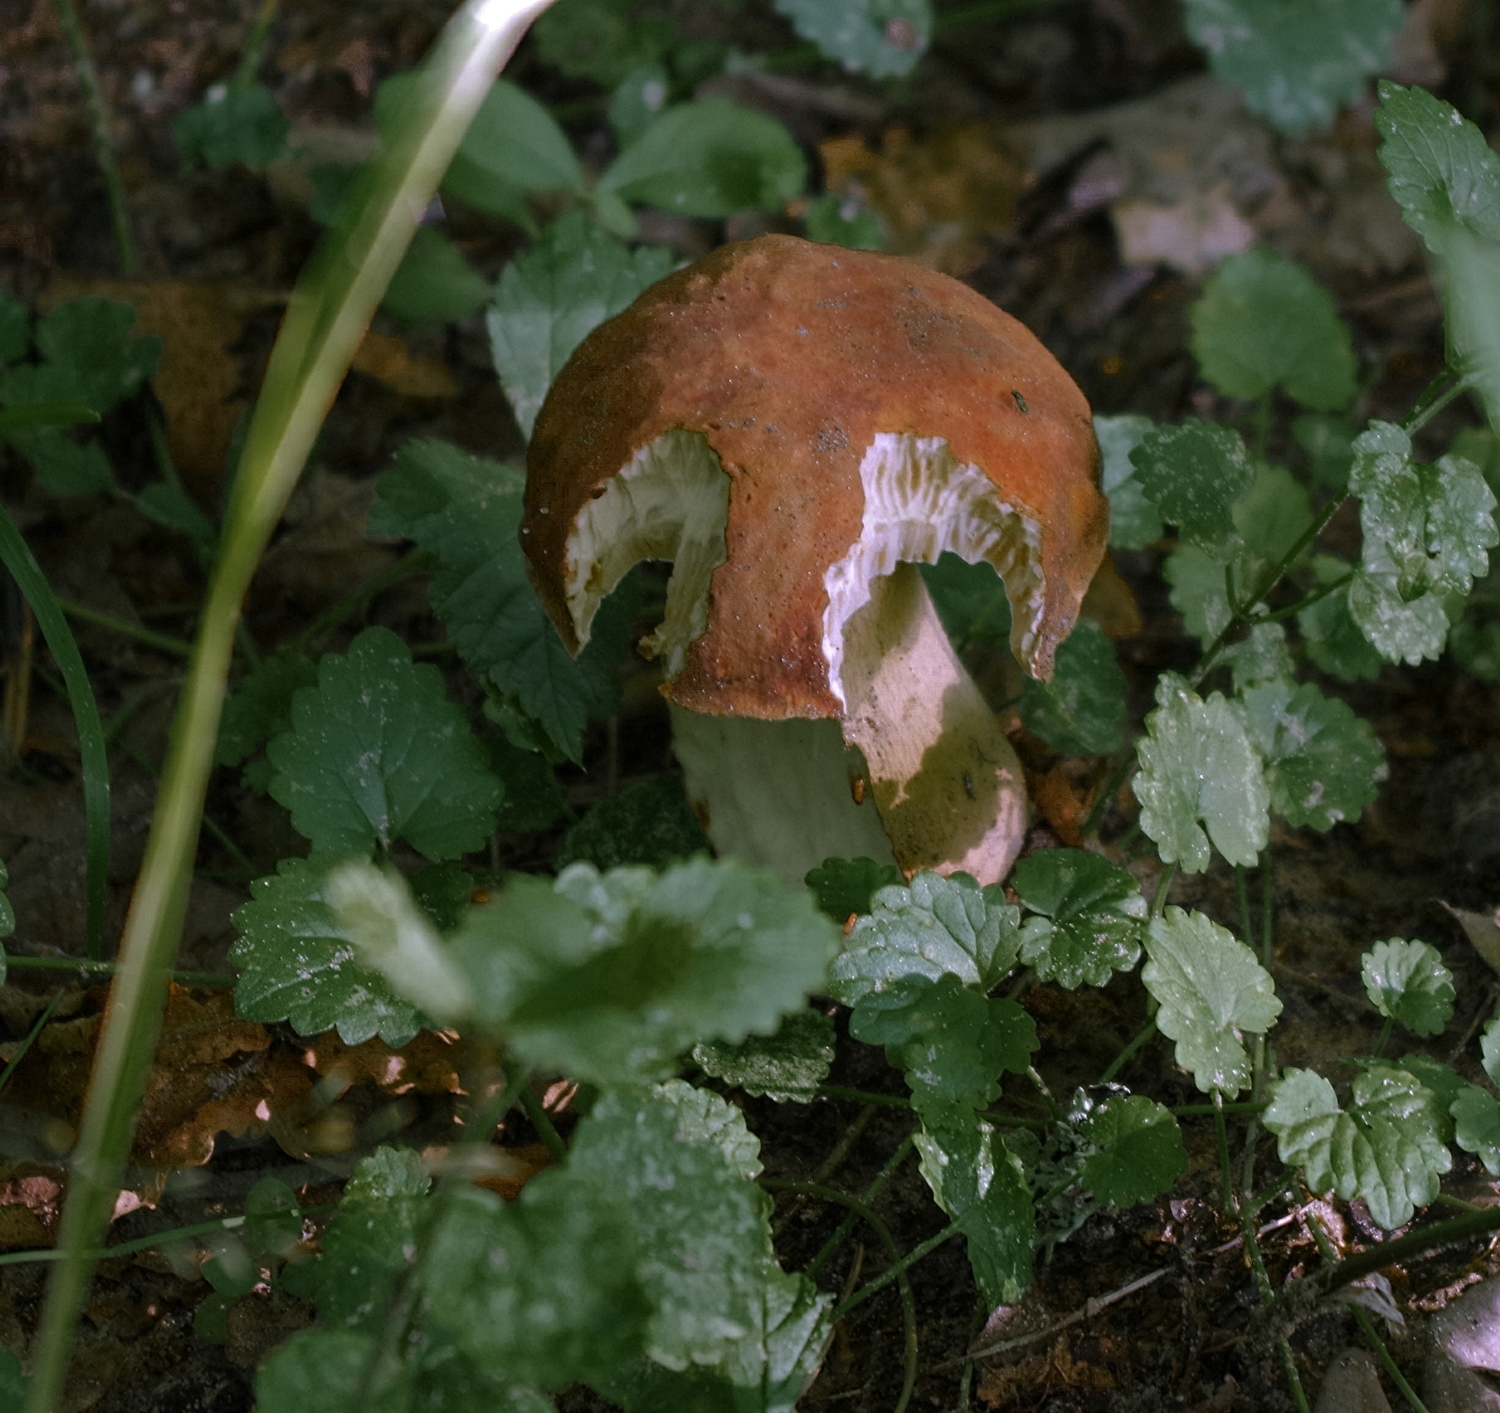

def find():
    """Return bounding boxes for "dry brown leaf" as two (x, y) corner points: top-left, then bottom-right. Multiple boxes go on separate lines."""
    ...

(1080, 553), (1142, 639)
(351, 328), (459, 399)
(1024, 762), (1093, 846)
(302, 1029), (464, 1096)
(1440, 901), (1500, 977)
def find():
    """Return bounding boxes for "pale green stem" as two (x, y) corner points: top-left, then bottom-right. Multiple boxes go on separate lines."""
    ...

(26, 4), (558, 1406)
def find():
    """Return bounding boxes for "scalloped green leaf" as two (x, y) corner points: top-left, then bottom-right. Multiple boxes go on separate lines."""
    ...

(693, 1008), (836, 1103)
(1298, 555), (1385, 681)
(0, 856), (12, 943)
(557, 774), (710, 872)
(1135, 672), (1270, 872)
(1361, 938), (1455, 1037)
(1265, 1063), (1453, 1229)
(445, 858), (839, 1085)
(1018, 618), (1128, 757)
(1013, 848), (1145, 989)
(1143, 907), (1281, 1097)
(828, 871), (1022, 1006)
(216, 651), (319, 771)
(1075, 1092), (1189, 1208)
(804, 856), (905, 925)
(771, 0), (930, 78)
(1129, 420), (1254, 559)
(175, 83), (290, 169)
(0, 297), (161, 416)
(1452, 1084), (1500, 1175)
(1095, 413), (1163, 550)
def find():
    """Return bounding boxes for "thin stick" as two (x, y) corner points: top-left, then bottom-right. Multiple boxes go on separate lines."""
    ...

(4, 956), (235, 987)
(284, 547), (432, 655)
(0, 990), (64, 1095)
(830, 1219), (963, 1320)
(1100, 1019), (1155, 1084)
(56, 598), (193, 658)
(804, 1133), (915, 1281)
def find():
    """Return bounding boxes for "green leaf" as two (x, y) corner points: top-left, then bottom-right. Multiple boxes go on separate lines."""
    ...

(267, 626), (501, 860)
(0, 1346), (27, 1409)
(0, 289), (29, 365)
(1375, 83), (1500, 428)
(216, 651), (319, 769)
(1190, 247), (1356, 410)
(693, 1008), (836, 1103)
(445, 78), (582, 206)
(1013, 848), (1146, 989)
(244, 1177), (302, 1259)
(851, 973), (1037, 1118)
(568, 1085), (786, 1371)
(1074, 1092), (1189, 1207)
(1182, 0), (1403, 134)
(486, 211), (673, 439)
(1226, 622), (1296, 694)
(1095, 413), (1163, 550)
(382, 227), (493, 323)
(135, 480), (217, 555)
(489, 737), (569, 832)
(533, 0), (674, 88)
(1361, 938), (1454, 1037)
(1233, 463), (1314, 584)
(915, 1111), (1034, 1307)
(1234, 678), (1387, 831)
(446, 858), (839, 1084)
(609, 66), (671, 148)
(0, 855), (12, 941)
(1163, 542), (1232, 647)
(805, 856), (904, 925)
(1298, 555), (1385, 681)
(772, 0), (931, 78)
(1386, 1055), (1463, 1144)
(174, 83), (291, 169)
(1018, 617), (1128, 757)
(919, 552), (1011, 652)
(346, 1145), (430, 1202)
(1129, 421), (1255, 559)
(202, 1232), (258, 1298)
(599, 99), (807, 217)
(1294, 413), (1355, 492)
(1135, 672), (1270, 872)
(652, 1078), (764, 1181)
(370, 437), (637, 761)
(804, 192), (885, 251)
(1452, 1084), (1500, 1175)
(424, 1176), (651, 1389)
(1265, 1063), (1453, 1229)
(1, 297), (161, 414)
(1143, 907), (1281, 1097)
(3, 428), (114, 495)
(1483, 1018), (1500, 1088)
(557, 774), (710, 872)
(828, 871), (1022, 1005)
(601, 1272), (832, 1413)
(229, 855), (428, 1046)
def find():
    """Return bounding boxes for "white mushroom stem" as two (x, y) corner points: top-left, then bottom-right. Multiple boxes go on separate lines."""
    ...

(672, 563), (1030, 889)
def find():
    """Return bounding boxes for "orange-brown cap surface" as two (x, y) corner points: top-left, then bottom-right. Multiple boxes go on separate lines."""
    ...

(524, 234), (1106, 717)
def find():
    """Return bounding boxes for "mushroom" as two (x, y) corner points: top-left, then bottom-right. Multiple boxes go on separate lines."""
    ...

(523, 235), (1106, 887)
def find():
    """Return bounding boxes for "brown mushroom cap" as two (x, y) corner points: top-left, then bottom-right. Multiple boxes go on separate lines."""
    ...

(524, 234), (1106, 716)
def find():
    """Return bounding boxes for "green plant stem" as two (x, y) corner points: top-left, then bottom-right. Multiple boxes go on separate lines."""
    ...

(1254, 393), (1271, 463)
(1100, 1020), (1155, 1084)
(232, 0), (281, 90)
(1280, 1340), (1312, 1413)
(1375, 1015), (1394, 1058)
(804, 1134), (916, 1281)
(50, 0), (134, 272)
(1234, 863), (1256, 956)
(831, 1218), (963, 1321)
(55, 597), (193, 658)
(518, 1085), (567, 1164)
(0, 507), (111, 963)
(1290, 1205), (1500, 1301)
(761, 1179), (919, 1413)
(1150, 864), (1176, 918)
(1259, 572), (1350, 624)
(1260, 849), (1275, 972)
(3, 955), (236, 987)
(1081, 755), (1133, 841)
(285, 547), (433, 655)
(1212, 1092), (1235, 1214)
(0, 991), (64, 1096)
(1027, 1066), (1062, 1121)
(26, 6), (559, 1406)
(1173, 1101), (1267, 1116)
(1400, 370), (1469, 436)
(814, 1084), (913, 1109)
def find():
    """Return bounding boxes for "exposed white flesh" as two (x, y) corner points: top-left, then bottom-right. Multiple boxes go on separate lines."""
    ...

(669, 709), (897, 888)
(563, 428), (730, 679)
(841, 563), (1029, 882)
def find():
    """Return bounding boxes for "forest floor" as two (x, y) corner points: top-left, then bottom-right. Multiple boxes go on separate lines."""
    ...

(2, 1), (1500, 1410)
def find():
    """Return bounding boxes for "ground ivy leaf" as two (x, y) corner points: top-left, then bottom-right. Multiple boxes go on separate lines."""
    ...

(175, 83), (290, 169)
(1, 297), (162, 414)
(0, 856), (12, 942)
(1376, 83), (1500, 428)
(1182, 0), (1403, 134)
(1361, 938), (1455, 1037)
(486, 212), (672, 437)
(1129, 420), (1254, 559)
(919, 552), (1011, 652)
(569, 1085), (782, 1371)
(804, 856), (905, 925)
(533, 0), (675, 88)
(383, 226), (493, 323)
(693, 1008), (836, 1104)
(346, 1145), (430, 1203)
(1013, 849), (1146, 989)
(850, 974), (1038, 1118)
(1163, 542), (1232, 646)
(1452, 1084), (1500, 1175)
(229, 855), (427, 1047)
(771, 0), (931, 79)
(1135, 672), (1270, 872)
(1299, 554), (1386, 681)
(828, 871), (1022, 1006)
(1388, 1055), (1465, 1142)
(599, 99), (807, 218)
(423, 1175), (651, 1389)
(1227, 622), (1297, 694)
(1347, 568), (1452, 666)
(804, 190), (884, 251)
(1095, 413), (1163, 550)
(446, 858), (838, 1085)
(1234, 679), (1387, 831)
(216, 651), (318, 770)
(489, 738), (569, 833)
(1143, 907), (1281, 1097)
(245, 1177), (302, 1259)
(1018, 618), (1128, 757)
(1483, 1019), (1500, 1088)
(445, 78), (582, 207)
(1190, 247), (1356, 410)
(1265, 1064), (1453, 1229)
(266, 627), (501, 860)
(556, 774), (710, 872)
(1075, 1093), (1189, 1207)
(3, 428), (115, 496)
(653, 1079), (764, 1181)
(915, 1111), (1034, 1307)
(370, 438), (637, 761)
